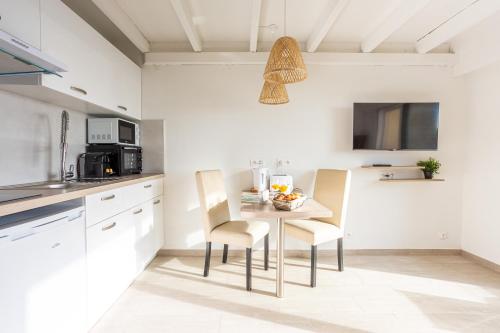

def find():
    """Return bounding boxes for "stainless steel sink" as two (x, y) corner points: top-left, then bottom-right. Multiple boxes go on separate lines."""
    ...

(14, 181), (91, 190)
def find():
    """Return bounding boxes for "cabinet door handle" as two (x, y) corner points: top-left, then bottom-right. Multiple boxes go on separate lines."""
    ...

(68, 210), (84, 221)
(70, 86), (88, 95)
(51, 242), (61, 249)
(153, 200), (161, 205)
(101, 194), (115, 201)
(133, 208), (143, 215)
(117, 105), (127, 111)
(144, 184), (152, 188)
(102, 222), (116, 231)
(33, 216), (67, 228)
(10, 38), (29, 49)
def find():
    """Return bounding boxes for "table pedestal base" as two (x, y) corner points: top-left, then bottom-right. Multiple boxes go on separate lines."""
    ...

(276, 217), (284, 298)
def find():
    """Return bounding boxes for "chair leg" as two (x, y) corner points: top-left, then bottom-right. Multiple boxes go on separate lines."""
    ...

(246, 248), (252, 291)
(222, 244), (228, 263)
(264, 234), (269, 271)
(203, 242), (211, 277)
(311, 245), (317, 287)
(337, 238), (344, 272)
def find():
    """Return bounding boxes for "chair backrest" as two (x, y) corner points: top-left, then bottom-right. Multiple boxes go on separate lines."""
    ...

(195, 170), (231, 240)
(313, 169), (352, 231)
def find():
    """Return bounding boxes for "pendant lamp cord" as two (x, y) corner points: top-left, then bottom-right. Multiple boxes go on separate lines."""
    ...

(283, 0), (287, 36)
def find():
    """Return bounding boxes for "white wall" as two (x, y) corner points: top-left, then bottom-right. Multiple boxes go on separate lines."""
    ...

(461, 59), (500, 265)
(142, 64), (467, 251)
(0, 90), (87, 186)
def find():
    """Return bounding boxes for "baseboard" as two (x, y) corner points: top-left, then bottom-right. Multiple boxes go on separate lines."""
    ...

(461, 250), (500, 273)
(157, 248), (461, 258)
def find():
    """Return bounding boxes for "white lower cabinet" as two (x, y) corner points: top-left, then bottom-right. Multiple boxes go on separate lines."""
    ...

(85, 180), (164, 329)
(130, 200), (155, 273)
(0, 208), (86, 333)
(153, 196), (165, 251)
(86, 211), (136, 328)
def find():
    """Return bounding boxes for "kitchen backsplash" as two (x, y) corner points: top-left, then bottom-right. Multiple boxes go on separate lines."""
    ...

(0, 90), (87, 186)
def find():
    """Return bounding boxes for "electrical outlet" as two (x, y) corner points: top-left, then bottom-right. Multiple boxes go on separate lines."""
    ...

(345, 232), (353, 239)
(439, 232), (448, 240)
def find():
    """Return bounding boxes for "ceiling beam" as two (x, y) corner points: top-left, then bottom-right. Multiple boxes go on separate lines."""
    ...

(92, 0), (150, 53)
(416, 0), (500, 54)
(249, 0), (262, 52)
(146, 52), (455, 67)
(306, 0), (350, 53)
(170, 0), (202, 52)
(361, 0), (431, 53)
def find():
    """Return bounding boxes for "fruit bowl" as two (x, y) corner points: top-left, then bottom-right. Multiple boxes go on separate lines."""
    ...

(272, 192), (307, 211)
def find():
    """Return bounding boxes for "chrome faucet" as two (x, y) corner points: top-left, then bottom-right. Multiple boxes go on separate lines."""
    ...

(60, 110), (70, 182)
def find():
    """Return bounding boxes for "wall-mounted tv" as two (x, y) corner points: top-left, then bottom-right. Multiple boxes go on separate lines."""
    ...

(353, 103), (439, 150)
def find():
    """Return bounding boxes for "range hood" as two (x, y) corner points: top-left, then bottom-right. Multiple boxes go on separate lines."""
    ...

(0, 30), (67, 77)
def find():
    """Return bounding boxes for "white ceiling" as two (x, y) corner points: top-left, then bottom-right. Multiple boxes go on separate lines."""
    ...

(100, 0), (500, 53)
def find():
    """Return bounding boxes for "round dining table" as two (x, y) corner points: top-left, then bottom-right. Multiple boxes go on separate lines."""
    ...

(240, 199), (332, 298)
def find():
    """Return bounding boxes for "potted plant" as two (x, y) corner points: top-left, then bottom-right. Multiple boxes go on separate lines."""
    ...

(417, 157), (441, 179)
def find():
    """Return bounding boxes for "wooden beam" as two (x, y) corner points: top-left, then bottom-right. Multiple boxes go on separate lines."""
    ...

(170, 0), (202, 52)
(361, 0), (431, 53)
(416, 0), (500, 54)
(145, 52), (455, 67)
(92, 0), (150, 52)
(306, 0), (350, 53)
(249, 0), (262, 52)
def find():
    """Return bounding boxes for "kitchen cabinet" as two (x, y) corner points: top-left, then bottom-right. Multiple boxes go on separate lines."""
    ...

(85, 185), (134, 228)
(40, 0), (142, 120)
(0, 207), (86, 333)
(85, 178), (164, 328)
(0, 0), (41, 49)
(153, 196), (165, 251)
(130, 200), (155, 273)
(86, 211), (136, 328)
(0, 0), (142, 120)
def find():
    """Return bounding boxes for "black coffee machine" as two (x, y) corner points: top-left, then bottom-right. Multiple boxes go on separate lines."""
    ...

(78, 145), (142, 179)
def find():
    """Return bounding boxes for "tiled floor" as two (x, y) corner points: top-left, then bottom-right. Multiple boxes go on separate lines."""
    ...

(90, 254), (500, 333)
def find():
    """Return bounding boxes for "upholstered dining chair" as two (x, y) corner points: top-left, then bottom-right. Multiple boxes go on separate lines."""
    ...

(195, 170), (270, 291)
(285, 169), (351, 287)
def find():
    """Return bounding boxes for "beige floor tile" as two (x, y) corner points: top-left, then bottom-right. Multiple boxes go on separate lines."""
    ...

(90, 254), (500, 333)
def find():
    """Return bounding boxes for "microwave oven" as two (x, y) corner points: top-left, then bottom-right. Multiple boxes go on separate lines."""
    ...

(87, 118), (140, 145)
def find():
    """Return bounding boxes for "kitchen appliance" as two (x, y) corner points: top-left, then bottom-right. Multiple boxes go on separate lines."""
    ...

(251, 165), (269, 192)
(87, 118), (140, 146)
(0, 30), (67, 77)
(0, 201), (86, 332)
(353, 102), (439, 150)
(78, 145), (142, 179)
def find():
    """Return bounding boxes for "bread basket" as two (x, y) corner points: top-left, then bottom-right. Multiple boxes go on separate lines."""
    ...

(272, 194), (307, 211)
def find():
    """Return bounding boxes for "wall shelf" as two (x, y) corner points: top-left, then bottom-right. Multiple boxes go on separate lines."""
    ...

(361, 165), (420, 170)
(380, 178), (445, 182)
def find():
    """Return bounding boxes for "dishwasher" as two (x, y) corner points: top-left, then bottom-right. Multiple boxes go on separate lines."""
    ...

(0, 199), (87, 333)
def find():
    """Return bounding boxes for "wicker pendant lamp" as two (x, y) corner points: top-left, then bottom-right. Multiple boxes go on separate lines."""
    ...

(259, 81), (289, 105)
(264, 36), (307, 84)
(263, 0), (307, 84)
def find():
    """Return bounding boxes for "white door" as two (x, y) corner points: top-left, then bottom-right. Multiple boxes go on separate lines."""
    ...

(0, 214), (86, 333)
(0, 0), (41, 48)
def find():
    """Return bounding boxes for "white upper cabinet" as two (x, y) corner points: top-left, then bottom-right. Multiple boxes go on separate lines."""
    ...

(0, 0), (41, 49)
(38, 0), (142, 119)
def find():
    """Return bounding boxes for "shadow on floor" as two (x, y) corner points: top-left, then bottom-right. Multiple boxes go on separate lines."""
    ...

(133, 279), (369, 333)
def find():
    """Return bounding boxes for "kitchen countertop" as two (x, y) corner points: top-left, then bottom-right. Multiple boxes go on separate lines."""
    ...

(0, 173), (164, 217)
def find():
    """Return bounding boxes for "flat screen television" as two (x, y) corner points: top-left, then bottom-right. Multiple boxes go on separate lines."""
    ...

(353, 103), (439, 150)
